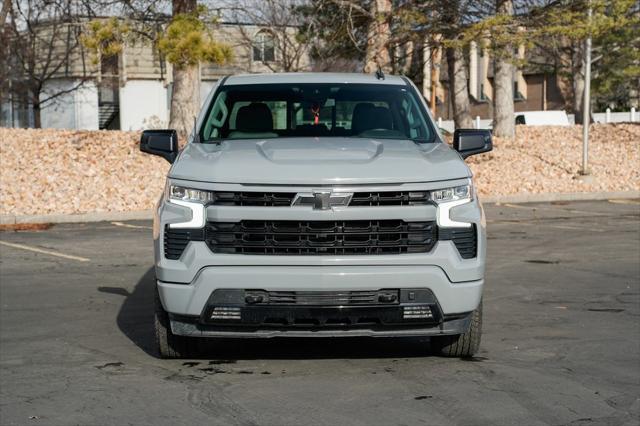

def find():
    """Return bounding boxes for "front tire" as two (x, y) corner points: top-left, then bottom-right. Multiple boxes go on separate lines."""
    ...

(431, 300), (482, 358)
(154, 285), (198, 359)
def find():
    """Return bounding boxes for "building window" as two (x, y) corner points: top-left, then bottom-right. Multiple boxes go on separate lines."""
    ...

(101, 54), (119, 77)
(98, 54), (120, 130)
(514, 81), (525, 101)
(253, 31), (275, 62)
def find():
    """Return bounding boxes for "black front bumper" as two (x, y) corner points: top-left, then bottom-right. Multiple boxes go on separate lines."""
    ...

(168, 288), (473, 338)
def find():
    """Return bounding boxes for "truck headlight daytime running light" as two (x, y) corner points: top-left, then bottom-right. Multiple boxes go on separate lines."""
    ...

(431, 180), (474, 228)
(430, 183), (472, 203)
(169, 185), (215, 204)
(165, 184), (210, 229)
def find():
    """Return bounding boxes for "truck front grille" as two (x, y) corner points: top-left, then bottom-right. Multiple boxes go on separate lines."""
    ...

(349, 191), (428, 206)
(211, 191), (428, 207)
(214, 192), (296, 206)
(205, 220), (437, 255)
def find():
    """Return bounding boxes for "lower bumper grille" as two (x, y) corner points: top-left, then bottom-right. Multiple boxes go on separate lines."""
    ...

(245, 290), (399, 305)
(201, 288), (439, 327)
(205, 220), (437, 255)
(439, 226), (477, 259)
(235, 306), (430, 327)
(164, 227), (204, 260)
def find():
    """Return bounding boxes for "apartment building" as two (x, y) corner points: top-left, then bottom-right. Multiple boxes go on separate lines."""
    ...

(1, 18), (567, 129)
(0, 21), (309, 130)
(423, 41), (566, 121)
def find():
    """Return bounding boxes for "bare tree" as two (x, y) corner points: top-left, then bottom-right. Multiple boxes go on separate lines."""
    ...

(295, 0), (368, 71)
(82, 0), (231, 136)
(307, 0), (392, 74)
(4, 0), (92, 128)
(220, 0), (310, 73)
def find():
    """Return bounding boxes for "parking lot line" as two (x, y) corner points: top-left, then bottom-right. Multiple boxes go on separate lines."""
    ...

(547, 224), (605, 232)
(111, 221), (153, 230)
(0, 240), (90, 262)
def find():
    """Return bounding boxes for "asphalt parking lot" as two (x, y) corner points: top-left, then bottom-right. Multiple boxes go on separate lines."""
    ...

(0, 200), (639, 426)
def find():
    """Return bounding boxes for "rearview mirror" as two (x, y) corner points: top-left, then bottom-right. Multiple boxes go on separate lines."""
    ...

(140, 130), (178, 163)
(453, 129), (492, 159)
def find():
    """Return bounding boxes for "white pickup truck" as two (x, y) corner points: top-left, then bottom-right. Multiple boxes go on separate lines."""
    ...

(515, 110), (571, 126)
(140, 72), (493, 358)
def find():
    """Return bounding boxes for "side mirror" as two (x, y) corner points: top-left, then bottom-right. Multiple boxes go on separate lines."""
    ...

(140, 129), (178, 163)
(453, 129), (492, 159)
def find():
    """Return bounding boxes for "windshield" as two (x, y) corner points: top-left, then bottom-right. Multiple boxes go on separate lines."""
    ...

(200, 83), (436, 143)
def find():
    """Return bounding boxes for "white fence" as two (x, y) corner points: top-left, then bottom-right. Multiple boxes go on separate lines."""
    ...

(436, 117), (492, 134)
(593, 108), (637, 124)
(437, 108), (638, 133)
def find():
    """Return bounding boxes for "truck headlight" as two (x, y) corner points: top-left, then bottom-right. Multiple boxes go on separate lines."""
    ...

(430, 181), (472, 204)
(165, 184), (210, 229)
(431, 180), (474, 228)
(168, 185), (215, 204)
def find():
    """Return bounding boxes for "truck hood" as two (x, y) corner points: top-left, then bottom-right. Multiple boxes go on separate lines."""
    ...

(169, 137), (471, 185)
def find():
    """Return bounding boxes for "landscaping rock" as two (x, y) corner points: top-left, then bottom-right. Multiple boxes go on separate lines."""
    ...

(1, 124), (638, 216)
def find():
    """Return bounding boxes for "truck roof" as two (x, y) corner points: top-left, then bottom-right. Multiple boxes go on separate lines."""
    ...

(224, 72), (408, 86)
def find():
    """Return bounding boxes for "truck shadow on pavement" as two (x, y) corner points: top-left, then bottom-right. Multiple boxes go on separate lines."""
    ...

(115, 267), (437, 360)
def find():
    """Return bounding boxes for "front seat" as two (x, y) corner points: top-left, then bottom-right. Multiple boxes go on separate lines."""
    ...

(230, 103), (277, 138)
(351, 103), (393, 135)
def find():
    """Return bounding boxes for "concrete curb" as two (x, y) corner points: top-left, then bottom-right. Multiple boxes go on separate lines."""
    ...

(1, 191), (638, 225)
(482, 190), (640, 204)
(0, 210), (153, 225)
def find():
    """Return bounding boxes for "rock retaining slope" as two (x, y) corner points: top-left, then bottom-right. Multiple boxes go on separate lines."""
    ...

(1, 124), (638, 216)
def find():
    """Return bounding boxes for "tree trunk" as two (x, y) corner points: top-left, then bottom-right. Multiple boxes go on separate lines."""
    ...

(493, 0), (515, 138)
(31, 93), (41, 128)
(363, 0), (392, 74)
(402, 40), (414, 76)
(446, 46), (472, 129)
(169, 64), (199, 142)
(169, 0), (199, 139)
(0, 0), (11, 29)
(493, 59), (514, 137)
(573, 74), (585, 124)
(572, 45), (586, 124)
(173, 0), (196, 14)
(33, 107), (41, 128)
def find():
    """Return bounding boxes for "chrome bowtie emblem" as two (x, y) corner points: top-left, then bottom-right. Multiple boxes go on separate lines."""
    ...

(292, 191), (353, 210)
